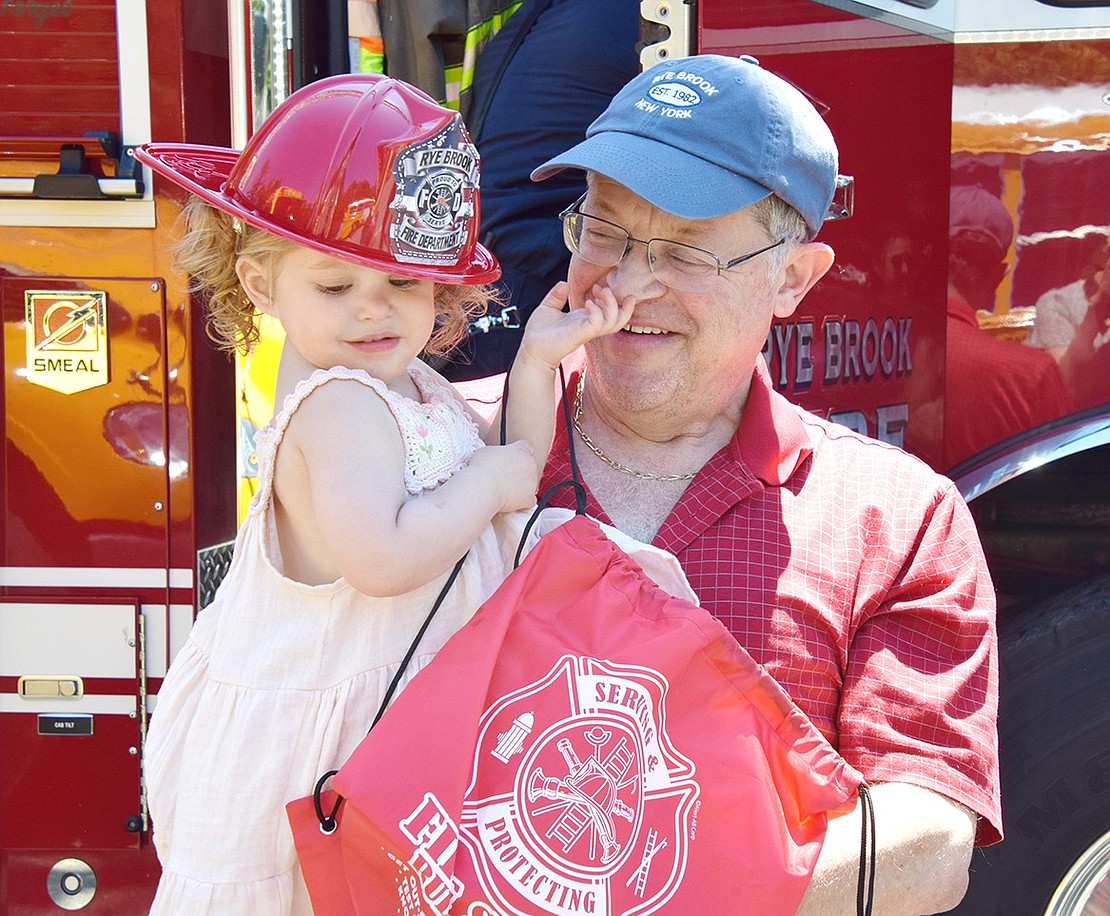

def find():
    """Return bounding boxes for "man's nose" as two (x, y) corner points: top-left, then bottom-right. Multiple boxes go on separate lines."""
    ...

(607, 240), (665, 298)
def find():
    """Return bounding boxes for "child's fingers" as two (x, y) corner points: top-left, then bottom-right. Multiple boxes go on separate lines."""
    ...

(584, 284), (617, 319)
(584, 285), (633, 333)
(536, 281), (570, 313)
(615, 293), (636, 324)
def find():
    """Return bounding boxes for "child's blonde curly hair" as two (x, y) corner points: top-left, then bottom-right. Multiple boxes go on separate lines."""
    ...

(174, 196), (497, 357)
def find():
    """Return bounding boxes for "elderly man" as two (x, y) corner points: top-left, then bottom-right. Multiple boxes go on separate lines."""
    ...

(530, 54), (1001, 914)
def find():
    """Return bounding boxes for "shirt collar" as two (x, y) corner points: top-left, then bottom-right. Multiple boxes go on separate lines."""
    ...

(557, 350), (813, 488)
(947, 290), (980, 328)
(730, 359), (814, 487)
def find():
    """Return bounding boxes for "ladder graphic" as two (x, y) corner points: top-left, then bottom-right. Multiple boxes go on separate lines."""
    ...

(547, 799), (593, 851)
(626, 828), (669, 897)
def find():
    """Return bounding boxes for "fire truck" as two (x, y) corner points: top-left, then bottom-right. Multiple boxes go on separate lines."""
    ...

(1, 0), (1108, 912)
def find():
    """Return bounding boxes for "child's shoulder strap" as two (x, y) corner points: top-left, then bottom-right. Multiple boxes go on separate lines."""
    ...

(276, 366), (393, 427)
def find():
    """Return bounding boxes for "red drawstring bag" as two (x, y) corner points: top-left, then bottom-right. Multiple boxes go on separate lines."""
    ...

(288, 513), (865, 915)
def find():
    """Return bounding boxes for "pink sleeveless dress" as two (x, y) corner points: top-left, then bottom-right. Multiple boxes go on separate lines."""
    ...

(145, 362), (527, 915)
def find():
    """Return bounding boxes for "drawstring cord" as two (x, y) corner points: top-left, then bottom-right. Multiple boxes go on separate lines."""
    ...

(313, 768), (341, 834)
(560, 364), (585, 495)
(311, 370), (522, 834)
(311, 551), (468, 834)
(512, 365), (588, 569)
(857, 783), (876, 916)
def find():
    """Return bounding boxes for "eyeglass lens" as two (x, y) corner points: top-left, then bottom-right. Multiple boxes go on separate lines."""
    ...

(564, 212), (722, 291)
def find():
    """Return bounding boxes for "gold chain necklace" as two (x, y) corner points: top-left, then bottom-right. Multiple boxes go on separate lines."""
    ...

(571, 373), (698, 482)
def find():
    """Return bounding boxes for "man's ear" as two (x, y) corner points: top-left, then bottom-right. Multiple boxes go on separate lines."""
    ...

(235, 255), (274, 315)
(772, 242), (835, 320)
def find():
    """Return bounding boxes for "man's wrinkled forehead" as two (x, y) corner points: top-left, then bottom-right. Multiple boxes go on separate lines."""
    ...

(584, 172), (762, 240)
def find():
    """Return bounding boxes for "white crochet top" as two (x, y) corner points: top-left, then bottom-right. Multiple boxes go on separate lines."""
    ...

(253, 361), (485, 499)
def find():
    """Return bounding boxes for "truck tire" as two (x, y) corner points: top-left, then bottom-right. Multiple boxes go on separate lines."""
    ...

(949, 574), (1110, 915)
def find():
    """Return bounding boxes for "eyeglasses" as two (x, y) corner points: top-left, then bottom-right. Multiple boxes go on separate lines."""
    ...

(558, 193), (785, 293)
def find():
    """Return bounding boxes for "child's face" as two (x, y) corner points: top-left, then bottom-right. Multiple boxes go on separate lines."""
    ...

(238, 245), (437, 385)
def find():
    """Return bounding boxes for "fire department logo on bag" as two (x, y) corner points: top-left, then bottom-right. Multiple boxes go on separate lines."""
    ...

(390, 115), (479, 268)
(24, 290), (109, 394)
(452, 655), (700, 915)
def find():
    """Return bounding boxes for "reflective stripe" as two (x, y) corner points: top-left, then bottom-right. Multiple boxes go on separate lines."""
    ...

(0, 694), (136, 715)
(444, 2), (523, 110)
(0, 566), (193, 589)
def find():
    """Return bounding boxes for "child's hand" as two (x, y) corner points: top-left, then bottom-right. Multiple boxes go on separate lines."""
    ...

(468, 440), (540, 513)
(517, 281), (635, 372)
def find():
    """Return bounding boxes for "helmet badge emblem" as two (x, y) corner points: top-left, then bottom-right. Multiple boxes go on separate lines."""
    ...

(390, 114), (480, 268)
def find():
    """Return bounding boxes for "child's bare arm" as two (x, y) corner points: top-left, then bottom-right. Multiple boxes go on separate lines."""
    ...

(276, 380), (538, 597)
(490, 281), (633, 459)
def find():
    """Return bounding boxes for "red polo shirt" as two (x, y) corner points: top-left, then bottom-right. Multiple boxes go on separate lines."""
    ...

(540, 361), (1003, 844)
(945, 292), (1071, 468)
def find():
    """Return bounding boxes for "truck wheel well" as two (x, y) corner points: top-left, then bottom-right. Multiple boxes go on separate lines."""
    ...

(968, 443), (1110, 621)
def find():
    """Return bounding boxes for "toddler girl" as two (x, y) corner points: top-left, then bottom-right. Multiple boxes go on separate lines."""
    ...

(135, 74), (631, 915)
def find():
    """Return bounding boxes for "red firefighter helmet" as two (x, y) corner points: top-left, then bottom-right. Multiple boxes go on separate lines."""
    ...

(134, 74), (499, 284)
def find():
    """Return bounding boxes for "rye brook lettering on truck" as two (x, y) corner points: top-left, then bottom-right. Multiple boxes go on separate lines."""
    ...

(763, 315), (913, 447)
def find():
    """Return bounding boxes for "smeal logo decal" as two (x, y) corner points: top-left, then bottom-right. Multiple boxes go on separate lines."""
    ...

(25, 290), (109, 394)
(449, 655), (700, 915)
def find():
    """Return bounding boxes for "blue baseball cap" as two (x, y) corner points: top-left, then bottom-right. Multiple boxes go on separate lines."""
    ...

(531, 54), (838, 236)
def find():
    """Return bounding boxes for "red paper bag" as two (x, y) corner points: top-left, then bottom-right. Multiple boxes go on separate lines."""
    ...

(288, 515), (862, 915)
